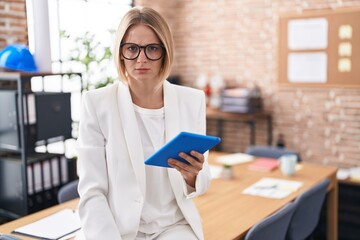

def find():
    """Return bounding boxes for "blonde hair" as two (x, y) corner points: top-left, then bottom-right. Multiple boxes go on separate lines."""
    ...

(113, 6), (174, 83)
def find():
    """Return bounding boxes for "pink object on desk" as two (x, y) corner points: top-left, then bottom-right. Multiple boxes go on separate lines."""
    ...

(248, 158), (279, 172)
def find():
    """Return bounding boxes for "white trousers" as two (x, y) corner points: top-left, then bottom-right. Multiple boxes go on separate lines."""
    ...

(135, 224), (197, 240)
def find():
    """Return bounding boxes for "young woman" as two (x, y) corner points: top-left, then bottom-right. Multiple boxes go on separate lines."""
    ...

(76, 6), (211, 240)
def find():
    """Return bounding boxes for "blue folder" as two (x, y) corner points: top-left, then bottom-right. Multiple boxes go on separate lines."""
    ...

(144, 132), (221, 168)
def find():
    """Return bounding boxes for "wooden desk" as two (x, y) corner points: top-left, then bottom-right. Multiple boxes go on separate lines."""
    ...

(339, 178), (360, 186)
(0, 199), (78, 239)
(337, 178), (360, 238)
(0, 152), (338, 240)
(197, 152), (338, 240)
(206, 108), (272, 150)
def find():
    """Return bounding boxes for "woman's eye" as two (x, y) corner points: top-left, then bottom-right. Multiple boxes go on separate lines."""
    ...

(128, 45), (139, 52)
(148, 45), (159, 51)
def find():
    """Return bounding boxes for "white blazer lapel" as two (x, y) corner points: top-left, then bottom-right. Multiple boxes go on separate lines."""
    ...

(164, 80), (181, 141)
(164, 81), (184, 198)
(117, 81), (146, 197)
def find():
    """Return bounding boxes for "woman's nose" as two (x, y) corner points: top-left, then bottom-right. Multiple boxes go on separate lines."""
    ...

(137, 49), (147, 62)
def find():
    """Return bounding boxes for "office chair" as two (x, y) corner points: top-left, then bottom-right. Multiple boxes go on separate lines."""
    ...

(57, 179), (79, 203)
(244, 202), (297, 240)
(245, 146), (301, 162)
(286, 179), (330, 240)
(0, 235), (21, 240)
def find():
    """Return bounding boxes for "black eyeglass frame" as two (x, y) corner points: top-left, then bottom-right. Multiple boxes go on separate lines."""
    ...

(120, 43), (165, 61)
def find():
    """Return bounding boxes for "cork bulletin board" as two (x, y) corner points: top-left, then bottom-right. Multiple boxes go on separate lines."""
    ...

(279, 7), (360, 88)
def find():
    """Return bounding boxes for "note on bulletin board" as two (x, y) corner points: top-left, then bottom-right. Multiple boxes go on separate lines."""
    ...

(279, 7), (360, 88)
(288, 52), (327, 83)
(288, 18), (328, 50)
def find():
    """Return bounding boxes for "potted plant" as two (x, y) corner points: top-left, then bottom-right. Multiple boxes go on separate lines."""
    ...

(221, 164), (234, 179)
(60, 30), (116, 90)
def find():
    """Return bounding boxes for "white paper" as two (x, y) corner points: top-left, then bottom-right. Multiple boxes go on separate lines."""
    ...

(337, 168), (350, 180)
(14, 209), (81, 239)
(216, 153), (254, 166)
(59, 230), (81, 240)
(338, 58), (351, 72)
(350, 167), (360, 181)
(339, 25), (352, 39)
(242, 177), (303, 199)
(288, 52), (327, 83)
(209, 165), (223, 179)
(288, 18), (328, 50)
(338, 42), (352, 57)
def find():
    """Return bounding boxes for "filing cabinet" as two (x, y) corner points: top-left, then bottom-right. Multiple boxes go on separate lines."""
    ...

(0, 72), (81, 220)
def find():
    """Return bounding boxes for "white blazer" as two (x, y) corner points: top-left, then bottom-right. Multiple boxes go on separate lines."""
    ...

(76, 80), (211, 240)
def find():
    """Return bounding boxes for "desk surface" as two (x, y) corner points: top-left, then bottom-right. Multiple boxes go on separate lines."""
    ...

(197, 152), (338, 240)
(0, 199), (78, 240)
(0, 152), (337, 240)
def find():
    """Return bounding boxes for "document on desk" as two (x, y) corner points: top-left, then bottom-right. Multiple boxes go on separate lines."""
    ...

(209, 165), (223, 179)
(242, 177), (303, 199)
(216, 153), (254, 166)
(13, 209), (81, 240)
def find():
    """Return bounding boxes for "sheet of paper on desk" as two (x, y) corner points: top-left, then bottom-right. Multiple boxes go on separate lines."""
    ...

(216, 153), (254, 165)
(209, 165), (223, 179)
(13, 208), (81, 240)
(242, 177), (303, 199)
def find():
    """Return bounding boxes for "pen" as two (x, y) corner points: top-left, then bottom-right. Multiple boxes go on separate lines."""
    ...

(254, 184), (278, 189)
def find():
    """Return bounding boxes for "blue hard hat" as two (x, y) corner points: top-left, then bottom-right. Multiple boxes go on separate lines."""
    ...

(0, 44), (38, 72)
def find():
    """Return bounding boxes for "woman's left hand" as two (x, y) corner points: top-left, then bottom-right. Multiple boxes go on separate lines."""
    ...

(168, 150), (204, 188)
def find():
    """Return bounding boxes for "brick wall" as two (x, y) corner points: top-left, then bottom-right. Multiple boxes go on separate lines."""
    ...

(2, 0), (360, 168)
(0, 0), (28, 49)
(136, 0), (360, 168)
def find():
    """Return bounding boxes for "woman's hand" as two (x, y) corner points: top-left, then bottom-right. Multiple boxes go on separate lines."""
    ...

(168, 151), (204, 188)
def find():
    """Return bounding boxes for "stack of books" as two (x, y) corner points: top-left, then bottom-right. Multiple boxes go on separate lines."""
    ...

(220, 87), (263, 113)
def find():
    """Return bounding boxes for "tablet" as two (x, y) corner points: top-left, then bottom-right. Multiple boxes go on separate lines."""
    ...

(144, 132), (221, 168)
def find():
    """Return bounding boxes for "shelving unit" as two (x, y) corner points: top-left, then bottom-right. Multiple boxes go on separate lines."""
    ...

(206, 108), (272, 151)
(0, 72), (82, 220)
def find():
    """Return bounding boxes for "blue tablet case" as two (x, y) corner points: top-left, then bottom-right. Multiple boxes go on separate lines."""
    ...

(144, 132), (221, 168)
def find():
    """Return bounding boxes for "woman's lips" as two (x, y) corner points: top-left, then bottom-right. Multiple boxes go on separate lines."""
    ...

(136, 68), (150, 73)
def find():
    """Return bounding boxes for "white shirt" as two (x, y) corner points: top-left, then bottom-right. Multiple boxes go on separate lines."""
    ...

(133, 104), (186, 235)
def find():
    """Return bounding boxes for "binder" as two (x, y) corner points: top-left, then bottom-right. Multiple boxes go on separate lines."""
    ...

(61, 156), (69, 184)
(33, 162), (42, 193)
(27, 165), (34, 195)
(0, 152), (71, 216)
(43, 160), (51, 190)
(51, 157), (60, 186)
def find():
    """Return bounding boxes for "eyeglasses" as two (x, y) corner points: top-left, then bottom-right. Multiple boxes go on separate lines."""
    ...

(120, 43), (165, 61)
